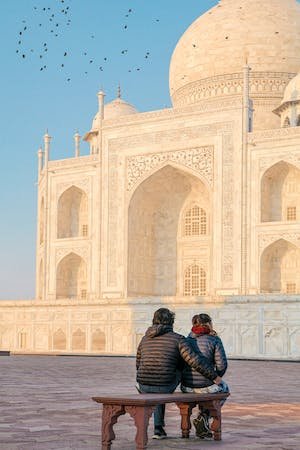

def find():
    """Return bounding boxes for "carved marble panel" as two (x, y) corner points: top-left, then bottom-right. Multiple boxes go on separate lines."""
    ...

(259, 233), (300, 252)
(34, 325), (49, 350)
(56, 177), (91, 200)
(126, 146), (214, 192)
(259, 153), (300, 173)
(289, 327), (300, 356)
(249, 126), (300, 144)
(107, 150), (119, 287)
(264, 326), (287, 356)
(109, 122), (233, 152)
(239, 325), (259, 356)
(222, 134), (234, 283)
(55, 246), (89, 264)
(48, 154), (98, 170)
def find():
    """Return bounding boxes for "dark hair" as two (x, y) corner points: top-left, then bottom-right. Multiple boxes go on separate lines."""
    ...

(153, 308), (175, 326)
(192, 313), (212, 326)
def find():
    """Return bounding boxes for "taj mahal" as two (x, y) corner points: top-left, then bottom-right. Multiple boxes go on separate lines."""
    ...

(1, 0), (300, 359)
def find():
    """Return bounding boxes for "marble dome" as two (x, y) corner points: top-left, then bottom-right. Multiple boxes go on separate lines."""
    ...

(169, 0), (300, 108)
(92, 97), (138, 128)
(282, 73), (300, 104)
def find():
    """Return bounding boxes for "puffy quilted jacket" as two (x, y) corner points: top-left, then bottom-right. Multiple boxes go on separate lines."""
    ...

(181, 332), (228, 388)
(136, 325), (218, 386)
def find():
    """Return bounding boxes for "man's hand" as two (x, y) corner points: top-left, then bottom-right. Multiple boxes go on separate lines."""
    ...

(213, 376), (222, 385)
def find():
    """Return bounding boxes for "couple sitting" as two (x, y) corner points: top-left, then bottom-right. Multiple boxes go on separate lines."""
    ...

(136, 307), (229, 440)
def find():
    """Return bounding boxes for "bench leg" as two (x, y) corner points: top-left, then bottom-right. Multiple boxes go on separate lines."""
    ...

(126, 405), (154, 450)
(176, 402), (197, 439)
(201, 400), (222, 441)
(101, 404), (125, 450)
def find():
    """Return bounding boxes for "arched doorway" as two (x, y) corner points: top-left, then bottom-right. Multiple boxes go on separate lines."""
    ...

(56, 252), (87, 299)
(260, 239), (300, 293)
(57, 186), (88, 238)
(53, 329), (67, 351)
(127, 164), (211, 296)
(261, 161), (300, 222)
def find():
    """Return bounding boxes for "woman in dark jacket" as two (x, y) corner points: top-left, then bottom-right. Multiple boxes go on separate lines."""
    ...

(181, 313), (229, 439)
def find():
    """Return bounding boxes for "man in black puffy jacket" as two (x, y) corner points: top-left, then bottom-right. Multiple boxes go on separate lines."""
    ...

(136, 308), (222, 440)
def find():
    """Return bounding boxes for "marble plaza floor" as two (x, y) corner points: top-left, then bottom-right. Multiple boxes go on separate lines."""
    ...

(0, 356), (299, 450)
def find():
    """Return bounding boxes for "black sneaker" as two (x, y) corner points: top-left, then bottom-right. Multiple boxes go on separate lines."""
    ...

(197, 432), (213, 440)
(193, 414), (212, 439)
(152, 426), (167, 440)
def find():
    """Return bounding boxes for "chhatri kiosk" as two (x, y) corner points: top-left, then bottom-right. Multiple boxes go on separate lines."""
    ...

(1, 0), (300, 359)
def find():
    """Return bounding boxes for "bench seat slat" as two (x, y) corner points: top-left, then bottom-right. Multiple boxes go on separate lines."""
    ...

(92, 392), (229, 406)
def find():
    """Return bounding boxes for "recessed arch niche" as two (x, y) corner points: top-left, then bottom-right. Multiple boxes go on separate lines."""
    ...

(57, 186), (88, 238)
(56, 252), (87, 299)
(260, 239), (300, 293)
(261, 161), (300, 222)
(127, 164), (211, 296)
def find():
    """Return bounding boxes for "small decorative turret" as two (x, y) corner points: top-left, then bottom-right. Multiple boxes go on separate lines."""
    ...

(97, 89), (105, 120)
(74, 131), (81, 157)
(37, 147), (43, 176)
(43, 131), (51, 168)
(117, 83), (121, 99)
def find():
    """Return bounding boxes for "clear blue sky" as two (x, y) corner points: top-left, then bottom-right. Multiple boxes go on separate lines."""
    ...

(0, 0), (217, 299)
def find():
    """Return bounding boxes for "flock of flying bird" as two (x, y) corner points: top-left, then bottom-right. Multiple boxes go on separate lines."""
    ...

(16, 1), (160, 83)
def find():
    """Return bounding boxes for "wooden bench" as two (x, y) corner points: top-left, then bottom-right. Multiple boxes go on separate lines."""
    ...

(92, 392), (230, 450)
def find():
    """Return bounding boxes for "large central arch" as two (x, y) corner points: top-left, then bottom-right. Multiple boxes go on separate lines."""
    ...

(127, 164), (211, 296)
(260, 239), (300, 293)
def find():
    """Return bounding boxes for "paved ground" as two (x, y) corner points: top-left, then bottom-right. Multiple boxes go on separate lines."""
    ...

(0, 356), (299, 450)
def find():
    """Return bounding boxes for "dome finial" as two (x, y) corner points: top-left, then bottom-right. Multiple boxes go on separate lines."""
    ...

(117, 83), (121, 99)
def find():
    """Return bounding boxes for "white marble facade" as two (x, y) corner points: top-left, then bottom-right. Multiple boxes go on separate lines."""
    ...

(1, 0), (300, 359)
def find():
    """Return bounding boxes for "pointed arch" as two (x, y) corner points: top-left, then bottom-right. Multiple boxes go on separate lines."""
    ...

(283, 116), (290, 128)
(260, 239), (300, 293)
(56, 252), (87, 299)
(261, 161), (300, 222)
(127, 164), (211, 296)
(127, 160), (211, 204)
(57, 186), (88, 238)
(53, 329), (66, 351)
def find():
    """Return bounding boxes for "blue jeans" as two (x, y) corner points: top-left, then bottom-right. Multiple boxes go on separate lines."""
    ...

(136, 374), (180, 428)
(181, 380), (230, 407)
